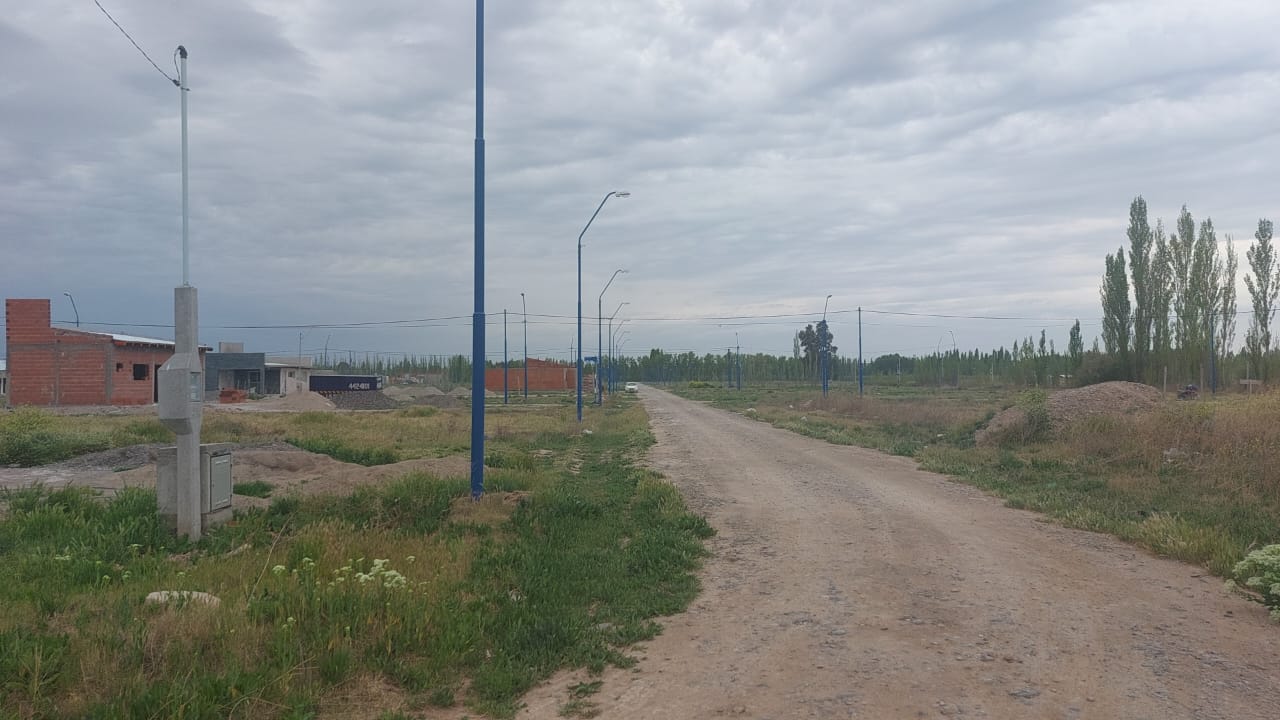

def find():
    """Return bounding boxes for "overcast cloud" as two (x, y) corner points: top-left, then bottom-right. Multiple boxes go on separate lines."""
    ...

(3, 0), (1279, 363)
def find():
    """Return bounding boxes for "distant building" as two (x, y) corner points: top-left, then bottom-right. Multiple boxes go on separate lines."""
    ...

(4, 298), (207, 406)
(483, 358), (589, 392)
(203, 344), (312, 397)
(0, 358), (8, 404)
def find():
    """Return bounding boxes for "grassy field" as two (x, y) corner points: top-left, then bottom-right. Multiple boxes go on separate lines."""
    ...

(0, 398), (712, 719)
(672, 380), (1280, 579)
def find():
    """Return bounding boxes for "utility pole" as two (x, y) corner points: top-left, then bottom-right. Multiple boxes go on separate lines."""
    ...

(857, 306), (864, 396)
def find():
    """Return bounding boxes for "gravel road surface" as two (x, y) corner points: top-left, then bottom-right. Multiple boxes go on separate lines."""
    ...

(520, 387), (1278, 719)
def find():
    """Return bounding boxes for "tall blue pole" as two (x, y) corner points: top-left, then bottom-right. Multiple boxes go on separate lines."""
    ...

(521, 292), (527, 400)
(469, 0), (485, 499)
(503, 308), (508, 404)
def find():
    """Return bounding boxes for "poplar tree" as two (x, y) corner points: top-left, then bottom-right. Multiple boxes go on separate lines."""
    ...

(1218, 235), (1237, 379)
(1171, 207), (1198, 379)
(1150, 219), (1175, 373)
(1101, 248), (1132, 378)
(1190, 218), (1222, 384)
(1068, 320), (1084, 375)
(1244, 219), (1277, 381)
(1127, 197), (1155, 382)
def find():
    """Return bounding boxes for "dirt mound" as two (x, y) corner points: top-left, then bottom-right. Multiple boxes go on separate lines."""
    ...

(383, 385), (445, 401)
(217, 392), (336, 413)
(976, 381), (1163, 445)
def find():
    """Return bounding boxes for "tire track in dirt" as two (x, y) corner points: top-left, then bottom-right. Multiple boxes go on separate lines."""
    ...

(519, 387), (1278, 719)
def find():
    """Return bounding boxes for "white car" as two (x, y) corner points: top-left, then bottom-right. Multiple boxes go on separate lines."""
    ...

(624, 382), (639, 393)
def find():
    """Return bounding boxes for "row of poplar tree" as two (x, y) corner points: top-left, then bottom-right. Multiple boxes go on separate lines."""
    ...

(1099, 197), (1277, 385)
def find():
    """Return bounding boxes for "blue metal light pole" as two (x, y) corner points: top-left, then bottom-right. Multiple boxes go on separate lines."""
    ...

(576, 191), (629, 421)
(469, 0), (485, 498)
(503, 308), (508, 404)
(822, 294), (832, 397)
(597, 269), (626, 405)
(521, 292), (528, 400)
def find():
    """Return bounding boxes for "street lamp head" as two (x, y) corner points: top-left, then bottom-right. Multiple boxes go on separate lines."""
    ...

(612, 191), (631, 198)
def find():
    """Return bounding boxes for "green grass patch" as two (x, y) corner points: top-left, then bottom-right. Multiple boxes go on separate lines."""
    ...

(0, 402), (710, 718)
(286, 437), (400, 466)
(232, 480), (274, 498)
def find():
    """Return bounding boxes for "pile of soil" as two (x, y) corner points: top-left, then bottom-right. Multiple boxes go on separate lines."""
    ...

(217, 392), (336, 413)
(383, 385), (445, 401)
(976, 381), (1163, 445)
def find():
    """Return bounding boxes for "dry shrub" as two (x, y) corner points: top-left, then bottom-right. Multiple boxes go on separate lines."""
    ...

(814, 394), (983, 430)
(1056, 393), (1280, 502)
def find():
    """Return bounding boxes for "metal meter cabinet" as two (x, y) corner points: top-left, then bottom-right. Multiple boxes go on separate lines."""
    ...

(157, 443), (234, 532)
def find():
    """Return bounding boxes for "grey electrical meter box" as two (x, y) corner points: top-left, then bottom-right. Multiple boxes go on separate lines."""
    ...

(157, 443), (234, 532)
(158, 353), (203, 433)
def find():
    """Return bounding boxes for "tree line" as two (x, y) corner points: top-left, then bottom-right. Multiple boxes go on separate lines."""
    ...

(1100, 197), (1275, 387)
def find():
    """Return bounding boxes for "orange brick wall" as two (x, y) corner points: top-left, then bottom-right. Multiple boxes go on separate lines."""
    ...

(4, 298), (193, 407)
(484, 359), (590, 392)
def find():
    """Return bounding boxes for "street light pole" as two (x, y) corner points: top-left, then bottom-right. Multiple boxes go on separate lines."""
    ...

(597, 269), (626, 405)
(577, 191), (629, 422)
(822, 294), (832, 398)
(62, 292), (79, 327)
(609, 305), (628, 392)
(520, 292), (527, 400)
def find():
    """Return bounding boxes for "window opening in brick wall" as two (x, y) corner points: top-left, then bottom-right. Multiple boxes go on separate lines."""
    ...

(133, 364), (149, 381)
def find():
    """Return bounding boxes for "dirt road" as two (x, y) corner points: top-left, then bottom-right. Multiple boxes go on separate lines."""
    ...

(521, 388), (1278, 719)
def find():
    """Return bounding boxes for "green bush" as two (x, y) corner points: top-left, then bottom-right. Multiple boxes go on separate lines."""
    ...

(0, 409), (113, 467)
(687, 381), (715, 389)
(1014, 389), (1051, 444)
(1228, 544), (1280, 621)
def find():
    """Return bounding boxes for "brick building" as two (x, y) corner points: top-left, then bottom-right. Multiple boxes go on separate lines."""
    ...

(483, 358), (591, 392)
(4, 298), (207, 406)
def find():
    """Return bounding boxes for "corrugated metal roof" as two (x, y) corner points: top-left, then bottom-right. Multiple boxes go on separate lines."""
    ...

(51, 326), (209, 349)
(107, 332), (176, 346)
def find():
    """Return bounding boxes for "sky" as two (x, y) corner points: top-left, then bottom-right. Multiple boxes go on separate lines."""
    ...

(3, 0), (1279, 365)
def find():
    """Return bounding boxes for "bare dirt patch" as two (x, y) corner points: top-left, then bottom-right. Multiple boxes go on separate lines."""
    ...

(977, 380), (1163, 445)
(0, 443), (472, 509)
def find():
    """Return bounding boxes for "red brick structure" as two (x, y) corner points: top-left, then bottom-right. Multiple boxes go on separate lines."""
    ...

(4, 298), (205, 406)
(484, 358), (592, 392)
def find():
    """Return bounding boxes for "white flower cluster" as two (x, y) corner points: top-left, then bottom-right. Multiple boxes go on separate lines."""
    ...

(330, 558), (408, 590)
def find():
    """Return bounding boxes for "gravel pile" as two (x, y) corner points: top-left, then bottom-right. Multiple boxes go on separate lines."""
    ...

(326, 391), (401, 410)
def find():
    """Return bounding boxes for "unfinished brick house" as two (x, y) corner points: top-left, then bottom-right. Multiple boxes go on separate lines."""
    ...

(4, 298), (206, 406)
(483, 358), (590, 392)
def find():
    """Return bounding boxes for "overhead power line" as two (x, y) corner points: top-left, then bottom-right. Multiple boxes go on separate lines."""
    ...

(93, 0), (179, 86)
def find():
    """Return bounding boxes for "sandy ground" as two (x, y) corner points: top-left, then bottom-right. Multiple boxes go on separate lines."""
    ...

(519, 387), (1279, 719)
(0, 443), (471, 507)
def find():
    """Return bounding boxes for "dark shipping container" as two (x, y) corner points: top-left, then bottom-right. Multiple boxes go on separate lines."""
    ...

(308, 375), (382, 392)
